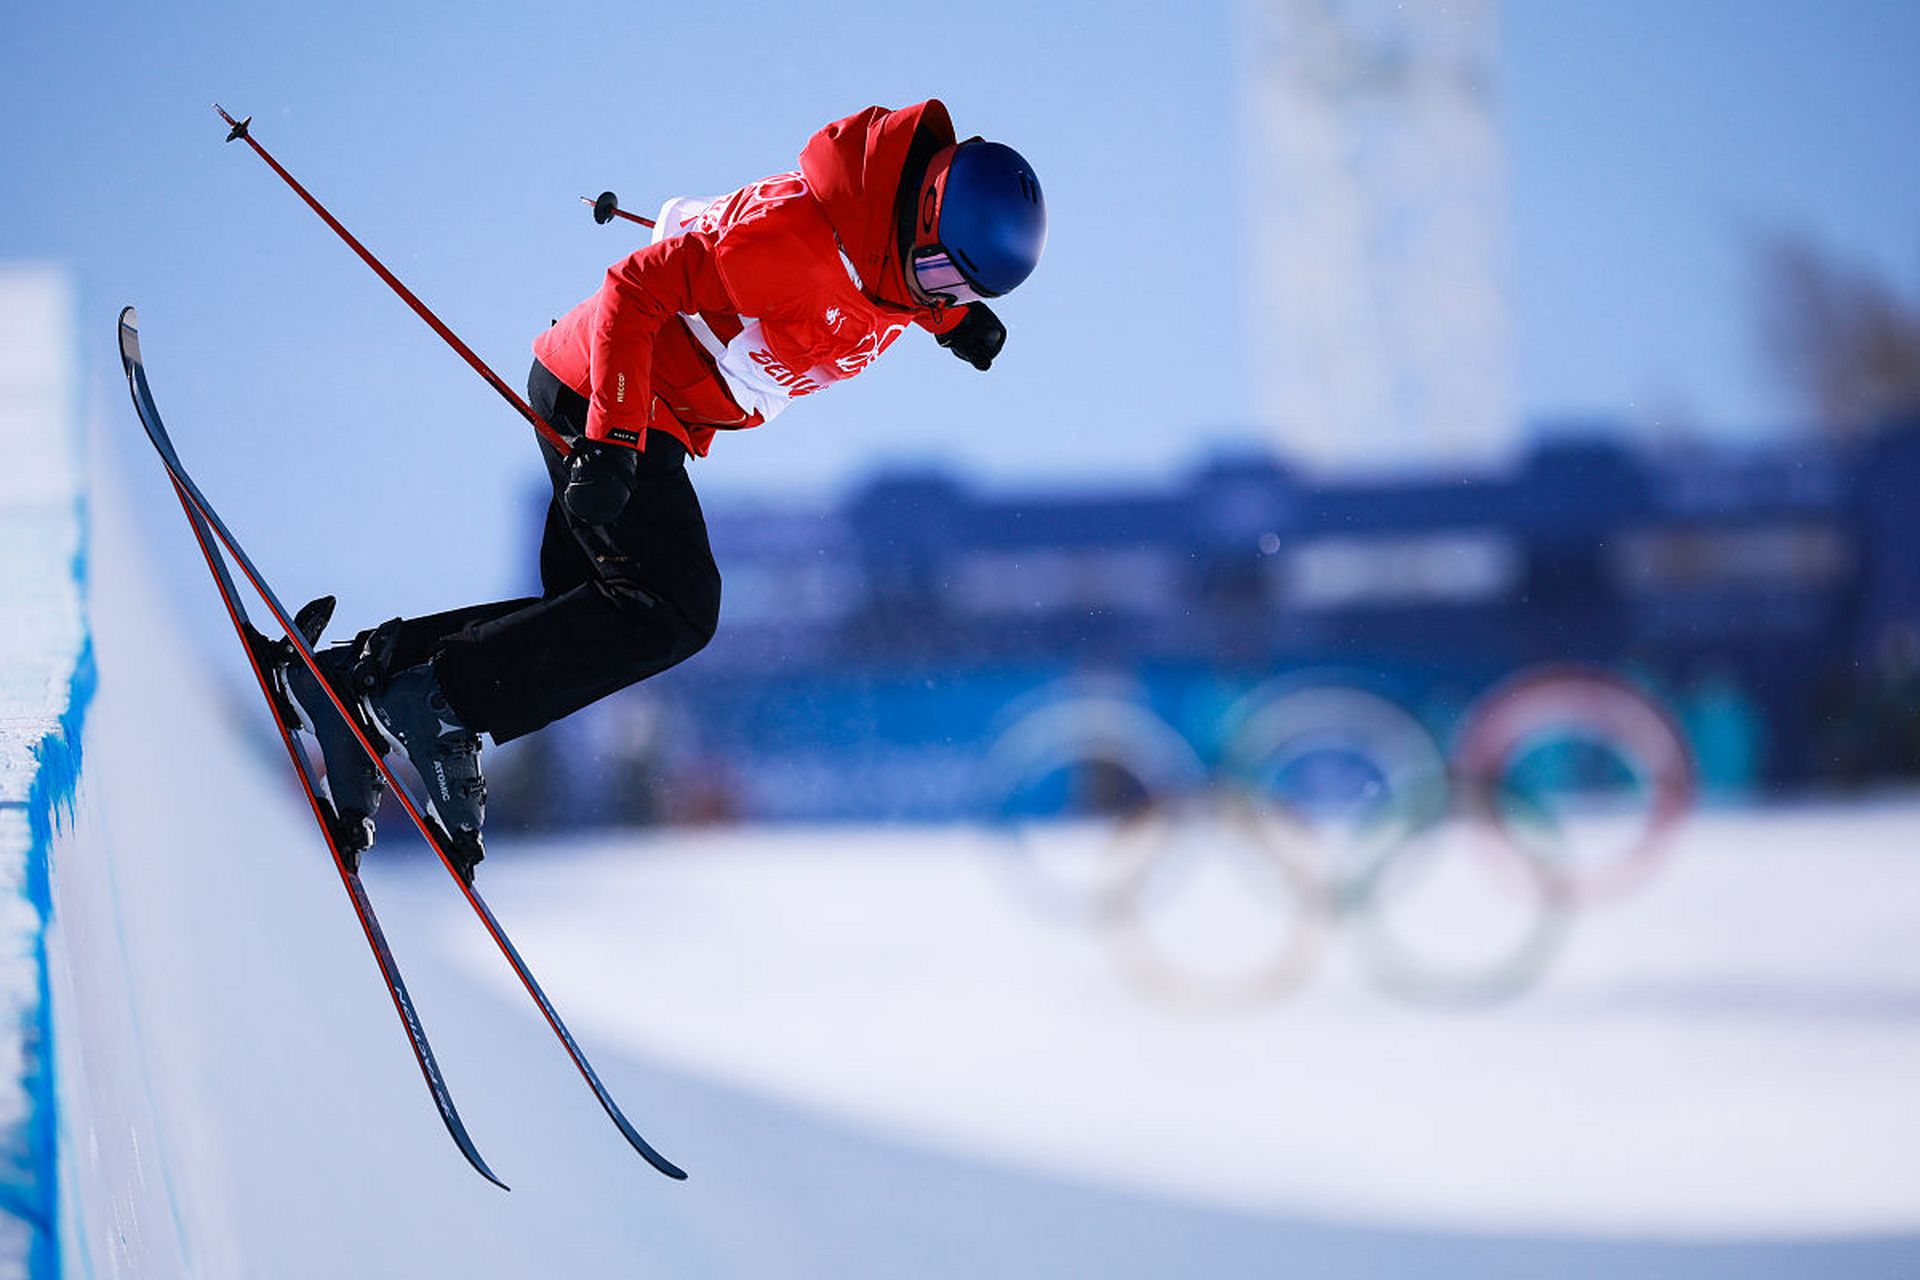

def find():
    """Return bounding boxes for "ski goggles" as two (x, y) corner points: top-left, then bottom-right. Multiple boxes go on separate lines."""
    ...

(909, 245), (990, 307)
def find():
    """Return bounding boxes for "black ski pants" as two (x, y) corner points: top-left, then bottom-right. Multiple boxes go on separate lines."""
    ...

(369, 362), (721, 743)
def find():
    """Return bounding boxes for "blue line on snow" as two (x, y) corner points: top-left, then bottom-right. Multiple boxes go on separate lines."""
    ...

(9, 502), (95, 1280)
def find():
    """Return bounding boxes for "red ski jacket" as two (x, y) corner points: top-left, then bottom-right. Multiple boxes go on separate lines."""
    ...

(533, 101), (971, 456)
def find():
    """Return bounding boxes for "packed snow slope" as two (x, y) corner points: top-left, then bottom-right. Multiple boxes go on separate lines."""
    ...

(0, 266), (85, 1280)
(53, 416), (1920, 1278)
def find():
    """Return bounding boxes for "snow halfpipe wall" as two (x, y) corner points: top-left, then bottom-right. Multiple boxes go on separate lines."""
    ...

(0, 267), (88, 1279)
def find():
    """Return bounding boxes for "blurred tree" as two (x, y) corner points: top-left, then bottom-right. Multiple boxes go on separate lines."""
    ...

(1760, 234), (1920, 440)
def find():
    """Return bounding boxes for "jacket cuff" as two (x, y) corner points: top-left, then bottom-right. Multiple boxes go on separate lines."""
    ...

(584, 405), (647, 451)
(916, 302), (972, 337)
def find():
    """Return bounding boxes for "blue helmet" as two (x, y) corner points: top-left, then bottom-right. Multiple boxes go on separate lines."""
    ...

(909, 139), (1047, 305)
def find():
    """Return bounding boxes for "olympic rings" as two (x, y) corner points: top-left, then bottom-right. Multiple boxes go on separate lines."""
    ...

(978, 691), (1209, 921)
(1218, 681), (1452, 882)
(1107, 793), (1330, 1010)
(977, 667), (1693, 1009)
(1454, 665), (1696, 904)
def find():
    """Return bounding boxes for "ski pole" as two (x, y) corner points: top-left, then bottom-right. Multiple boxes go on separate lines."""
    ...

(581, 191), (655, 229)
(213, 103), (573, 458)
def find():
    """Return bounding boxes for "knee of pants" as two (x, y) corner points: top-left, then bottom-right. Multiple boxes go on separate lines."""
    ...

(675, 566), (722, 659)
(599, 561), (721, 663)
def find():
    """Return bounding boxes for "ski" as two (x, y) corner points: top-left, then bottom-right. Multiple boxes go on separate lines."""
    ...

(118, 308), (688, 1182)
(118, 307), (506, 1190)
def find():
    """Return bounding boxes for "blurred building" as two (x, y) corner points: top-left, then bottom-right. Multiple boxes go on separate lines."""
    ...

(1241, 0), (1515, 474)
(500, 424), (1920, 826)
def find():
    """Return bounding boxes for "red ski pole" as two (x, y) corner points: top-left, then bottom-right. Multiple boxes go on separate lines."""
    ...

(213, 103), (572, 458)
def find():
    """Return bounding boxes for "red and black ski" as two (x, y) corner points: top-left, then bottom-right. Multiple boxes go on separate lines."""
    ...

(118, 307), (686, 1184)
(118, 308), (506, 1189)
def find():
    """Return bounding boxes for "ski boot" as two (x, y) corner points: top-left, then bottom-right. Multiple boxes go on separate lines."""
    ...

(248, 595), (388, 869)
(361, 657), (488, 884)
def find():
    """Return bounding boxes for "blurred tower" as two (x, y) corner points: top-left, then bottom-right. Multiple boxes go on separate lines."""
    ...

(1243, 0), (1515, 473)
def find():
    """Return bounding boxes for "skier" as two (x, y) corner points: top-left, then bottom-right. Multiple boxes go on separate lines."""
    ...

(283, 99), (1047, 879)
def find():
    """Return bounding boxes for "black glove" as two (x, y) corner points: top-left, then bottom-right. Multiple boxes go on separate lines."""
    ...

(562, 437), (640, 525)
(936, 302), (1006, 371)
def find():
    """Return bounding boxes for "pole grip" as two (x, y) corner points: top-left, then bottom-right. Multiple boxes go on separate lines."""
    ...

(581, 192), (656, 230)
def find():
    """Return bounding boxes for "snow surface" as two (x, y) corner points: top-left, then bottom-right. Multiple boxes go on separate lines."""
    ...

(426, 812), (1920, 1239)
(0, 265), (86, 1279)
(44, 316), (1920, 1276)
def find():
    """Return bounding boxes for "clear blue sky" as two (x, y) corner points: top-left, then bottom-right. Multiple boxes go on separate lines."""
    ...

(3, 0), (1917, 619)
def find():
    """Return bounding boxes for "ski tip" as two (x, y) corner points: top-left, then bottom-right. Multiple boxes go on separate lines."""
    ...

(630, 1131), (689, 1181)
(453, 1130), (509, 1191)
(459, 1152), (510, 1192)
(118, 307), (141, 363)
